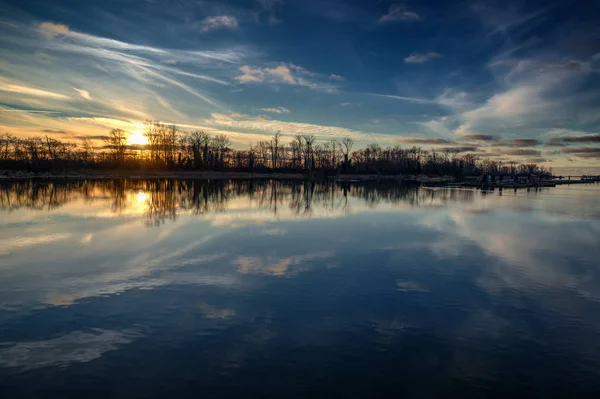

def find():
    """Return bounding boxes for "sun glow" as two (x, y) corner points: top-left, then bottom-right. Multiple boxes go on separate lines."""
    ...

(136, 191), (148, 204)
(127, 130), (148, 145)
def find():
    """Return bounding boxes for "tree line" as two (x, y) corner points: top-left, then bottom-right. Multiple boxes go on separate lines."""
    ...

(0, 120), (552, 177)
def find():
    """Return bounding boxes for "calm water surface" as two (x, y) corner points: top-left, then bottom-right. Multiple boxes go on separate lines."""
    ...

(1, 180), (600, 397)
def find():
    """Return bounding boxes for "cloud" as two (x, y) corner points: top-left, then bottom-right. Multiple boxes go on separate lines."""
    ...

(267, 65), (296, 84)
(495, 139), (541, 147)
(22, 20), (248, 115)
(379, 4), (422, 24)
(254, 0), (283, 25)
(430, 45), (600, 146)
(200, 16), (239, 32)
(236, 65), (295, 84)
(329, 74), (345, 81)
(75, 135), (109, 141)
(399, 138), (452, 145)
(404, 52), (442, 64)
(503, 149), (541, 156)
(462, 134), (498, 142)
(38, 22), (69, 38)
(204, 113), (399, 144)
(436, 89), (471, 111)
(38, 22), (167, 55)
(236, 251), (333, 277)
(0, 329), (139, 370)
(464, 86), (546, 123)
(472, 2), (550, 36)
(74, 88), (92, 100)
(439, 146), (478, 153)
(235, 63), (339, 92)
(561, 147), (600, 158)
(527, 157), (548, 163)
(0, 109), (59, 114)
(556, 134), (600, 144)
(0, 81), (69, 100)
(261, 107), (290, 114)
(236, 65), (264, 83)
(369, 93), (437, 104)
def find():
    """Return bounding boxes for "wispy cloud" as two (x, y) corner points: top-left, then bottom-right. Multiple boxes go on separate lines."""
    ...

(472, 2), (551, 36)
(0, 79), (69, 99)
(329, 74), (345, 81)
(26, 20), (246, 112)
(38, 22), (166, 55)
(503, 148), (541, 156)
(369, 93), (437, 104)
(236, 63), (340, 92)
(254, 0), (284, 25)
(549, 134), (600, 145)
(261, 107), (290, 114)
(461, 134), (498, 142)
(378, 4), (422, 24)
(38, 22), (69, 39)
(204, 112), (398, 144)
(200, 16), (239, 32)
(439, 146), (478, 153)
(0, 109), (60, 114)
(0, 329), (140, 371)
(404, 52), (442, 64)
(494, 139), (541, 147)
(74, 88), (92, 100)
(398, 138), (452, 145)
(561, 147), (600, 158)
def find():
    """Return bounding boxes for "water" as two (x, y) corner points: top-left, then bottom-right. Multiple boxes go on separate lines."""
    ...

(1, 180), (600, 398)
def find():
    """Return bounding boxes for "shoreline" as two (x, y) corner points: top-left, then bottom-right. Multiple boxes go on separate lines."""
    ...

(0, 171), (596, 187)
(0, 170), (454, 183)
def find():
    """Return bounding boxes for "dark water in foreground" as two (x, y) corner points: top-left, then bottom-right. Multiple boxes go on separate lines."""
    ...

(1, 180), (600, 398)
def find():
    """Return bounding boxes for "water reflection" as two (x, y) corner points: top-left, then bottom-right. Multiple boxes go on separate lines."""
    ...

(1, 179), (469, 225)
(1, 180), (600, 397)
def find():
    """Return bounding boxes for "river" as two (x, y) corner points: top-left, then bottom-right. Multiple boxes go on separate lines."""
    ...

(1, 180), (599, 397)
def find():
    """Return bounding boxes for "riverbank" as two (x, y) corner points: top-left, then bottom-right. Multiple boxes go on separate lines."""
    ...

(0, 170), (306, 180)
(0, 170), (455, 183)
(1, 170), (596, 187)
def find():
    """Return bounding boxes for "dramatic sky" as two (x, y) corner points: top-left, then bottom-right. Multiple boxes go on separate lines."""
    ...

(1, 0), (600, 172)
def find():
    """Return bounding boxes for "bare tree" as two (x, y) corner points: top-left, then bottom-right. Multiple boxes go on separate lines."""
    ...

(82, 138), (95, 164)
(341, 137), (354, 172)
(302, 134), (315, 170)
(211, 134), (231, 168)
(271, 131), (282, 169)
(105, 129), (127, 163)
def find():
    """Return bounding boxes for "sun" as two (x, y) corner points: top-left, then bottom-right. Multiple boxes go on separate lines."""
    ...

(127, 130), (148, 145)
(136, 191), (148, 204)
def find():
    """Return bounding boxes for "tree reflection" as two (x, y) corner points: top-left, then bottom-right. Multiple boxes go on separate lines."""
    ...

(0, 179), (480, 225)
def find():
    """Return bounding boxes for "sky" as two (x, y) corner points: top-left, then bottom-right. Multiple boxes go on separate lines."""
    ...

(1, 0), (600, 173)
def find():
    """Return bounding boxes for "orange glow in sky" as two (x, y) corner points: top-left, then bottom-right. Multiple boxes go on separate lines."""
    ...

(127, 130), (148, 146)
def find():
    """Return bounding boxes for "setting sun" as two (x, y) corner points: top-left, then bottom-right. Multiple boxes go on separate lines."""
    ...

(127, 130), (148, 145)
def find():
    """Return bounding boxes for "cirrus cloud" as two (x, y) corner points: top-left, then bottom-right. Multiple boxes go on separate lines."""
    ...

(379, 4), (422, 24)
(38, 22), (70, 38)
(261, 107), (290, 114)
(74, 88), (92, 100)
(561, 147), (600, 158)
(200, 16), (239, 32)
(235, 63), (340, 92)
(404, 52), (442, 64)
